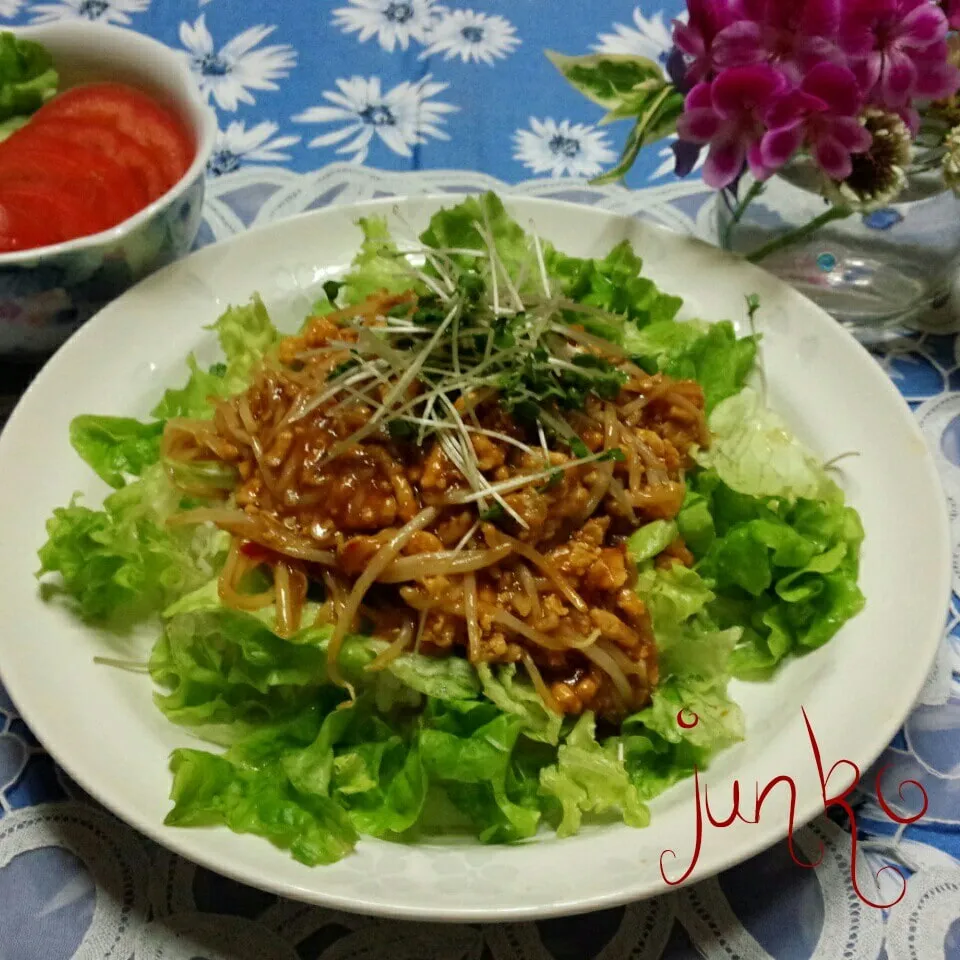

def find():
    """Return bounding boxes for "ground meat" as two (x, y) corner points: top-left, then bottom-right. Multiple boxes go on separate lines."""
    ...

(166, 292), (708, 721)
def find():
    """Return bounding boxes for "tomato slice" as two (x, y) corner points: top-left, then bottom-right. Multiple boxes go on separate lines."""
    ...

(0, 184), (94, 251)
(0, 137), (144, 228)
(30, 82), (195, 189)
(12, 116), (170, 201)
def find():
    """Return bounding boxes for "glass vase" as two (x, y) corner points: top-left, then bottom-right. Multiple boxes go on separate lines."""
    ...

(716, 166), (960, 332)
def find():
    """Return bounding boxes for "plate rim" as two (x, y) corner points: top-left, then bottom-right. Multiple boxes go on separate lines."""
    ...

(0, 193), (951, 921)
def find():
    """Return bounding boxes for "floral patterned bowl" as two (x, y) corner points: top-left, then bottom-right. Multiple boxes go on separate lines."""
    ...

(0, 21), (216, 355)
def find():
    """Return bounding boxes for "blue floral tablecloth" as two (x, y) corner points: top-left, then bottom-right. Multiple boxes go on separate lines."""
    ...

(1, 2), (959, 958)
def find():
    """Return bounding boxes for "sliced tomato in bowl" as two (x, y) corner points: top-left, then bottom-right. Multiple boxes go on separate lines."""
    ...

(0, 137), (146, 228)
(29, 82), (195, 190)
(0, 183), (97, 251)
(11, 117), (171, 201)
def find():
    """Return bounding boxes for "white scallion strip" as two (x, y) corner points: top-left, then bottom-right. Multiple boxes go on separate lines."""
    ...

(377, 544), (512, 583)
(453, 519), (480, 553)
(464, 572), (481, 662)
(531, 227), (552, 299)
(319, 300), (461, 464)
(441, 451), (612, 506)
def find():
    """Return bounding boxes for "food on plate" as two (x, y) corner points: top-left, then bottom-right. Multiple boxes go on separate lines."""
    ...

(0, 31), (195, 253)
(37, 194), (865, 864)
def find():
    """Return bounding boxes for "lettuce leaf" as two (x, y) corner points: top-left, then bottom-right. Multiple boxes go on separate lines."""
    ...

(624, 320), (758, 412)
(152, 295), (280, 419)
(36, 464), (222, 627)
(545, 240), (683, 331)
(0, 32), (57, 125)
(539, 712), (649, 836)
(684, 469), (865, 678)
(420, 705), (542, 842)
(339, 217), (420, 303)
(619, 562), (744, 799)
(627, 519), (678, 565)
(696, 387), (835, 501)
(150, 599), (481, 740)
(69, 415), (164, 489)
(420, 192), (531, 279)
(165, 746), (359, 866)
(477, 662), (563, 744)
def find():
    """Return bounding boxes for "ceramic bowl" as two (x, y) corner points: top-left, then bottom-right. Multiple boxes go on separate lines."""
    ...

(0, 21), (216, 355)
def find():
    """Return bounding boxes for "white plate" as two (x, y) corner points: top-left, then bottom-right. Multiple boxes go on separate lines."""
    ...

(0, 197), (949, 921)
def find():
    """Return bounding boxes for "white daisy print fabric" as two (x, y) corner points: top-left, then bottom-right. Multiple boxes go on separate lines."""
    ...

(590, 7), (677, 62)
(179, 13), (297, 112)
(29, 0), (148, 24)
(332, 0), (441, 52)
(419, 9), (520, 64)
(513, 117), (616, 178)
(294, 75), (456, 163)
(207, 120), (300, 176)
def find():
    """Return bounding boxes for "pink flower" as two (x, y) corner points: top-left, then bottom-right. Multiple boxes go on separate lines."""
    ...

(676, 65), (790, 188)
(840, 0), (959, 108)
(714, 0), (843, 80)
(761, 63), (872, 180)
(672, 0), (737, 85)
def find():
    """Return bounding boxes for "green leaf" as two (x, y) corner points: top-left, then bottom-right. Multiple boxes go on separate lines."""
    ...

(165, 748), (358, 865)
(0, 32), (57, 124)
(544, 239), (682, 329)
(149, 595), (481, 740)
(69, 415), (164, 489)
(621, 675), (744, 799)
(341, 217), (419, 302)
(688, 469), (865, 679)
(36, 464), (223, 627)
(624, 320), (758, 413)
(151, 295), (280, 419)
(539, 713), (649, 837)
(477, 663), (563, 744)
(546, 50), (665, 109)
(696, 387), (837, 500)
(420, 707), (541, 843)
(420, 192), (530, 279)
(591, 86), (684, 185)
(208, 294), (281, 395)
(627, 519), (678, 564)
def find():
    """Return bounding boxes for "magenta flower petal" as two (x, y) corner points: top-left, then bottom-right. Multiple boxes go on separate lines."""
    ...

(760, 121), (805, 168)
(677, 108), (724, 143)
(827, 116), (872, 152)
(899, 4), (947, 50)
(673, 21), (705, 60)
(914, 59), (960, 100)
(813, 136), (853, 179)
(746, 141), (774, 181)
(764, 90), (819, 130)
(880, 51), (917, 105)
(704, 138), (747, 189)
(838, 21), (875, 55)
(852, 51), (882, 92)
(684, 82), (714, 112)
(713, 20), (765, 68)
(711, 65), (787, 116)
(799, 0), (842, 37)
(802, 62), (862, 117)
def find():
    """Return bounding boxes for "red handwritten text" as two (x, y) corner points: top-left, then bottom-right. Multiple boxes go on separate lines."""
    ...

(659, 708), (928, 907)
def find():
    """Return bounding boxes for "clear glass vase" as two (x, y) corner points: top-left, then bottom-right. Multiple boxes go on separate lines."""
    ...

(716, 166), (960, 332)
